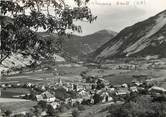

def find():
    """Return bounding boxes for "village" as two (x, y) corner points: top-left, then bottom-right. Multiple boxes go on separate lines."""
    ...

(1, 0), (166, 116)
(0, 65), (166, 117)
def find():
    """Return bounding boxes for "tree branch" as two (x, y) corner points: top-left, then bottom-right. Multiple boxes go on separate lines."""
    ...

(0, 53), (10, 64)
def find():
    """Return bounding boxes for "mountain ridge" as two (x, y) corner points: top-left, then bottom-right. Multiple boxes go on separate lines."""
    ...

(92, 10), (166, 61)
(38, 29), (117, 61)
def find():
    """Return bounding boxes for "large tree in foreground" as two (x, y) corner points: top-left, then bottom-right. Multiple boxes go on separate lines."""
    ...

(0, 0), (96, 63)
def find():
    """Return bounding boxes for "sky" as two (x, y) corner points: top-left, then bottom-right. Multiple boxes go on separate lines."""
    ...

(71, 0), (166, 36)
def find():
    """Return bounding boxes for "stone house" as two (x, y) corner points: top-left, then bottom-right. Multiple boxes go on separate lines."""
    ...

(116, 88), (130, 96)
(35, 91), (56, 102)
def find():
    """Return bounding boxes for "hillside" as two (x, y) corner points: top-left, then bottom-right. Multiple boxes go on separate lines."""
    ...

(39, 30), (116, 60)
(92, 10), (166, 61)
(79, 30), (117, 55)
(0, 53), (65, 75)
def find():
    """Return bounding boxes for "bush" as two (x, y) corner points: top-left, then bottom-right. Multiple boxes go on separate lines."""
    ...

(38, 101), (47, 110)
(47, 105), (57, 116)
(72, 110), (79, 117)
(93, 93), (102, 104)
(58, 105), (68, 113)
(77, 105), (85, 111)
(108, 95), (166, 117)
(4, 110), (12, 117)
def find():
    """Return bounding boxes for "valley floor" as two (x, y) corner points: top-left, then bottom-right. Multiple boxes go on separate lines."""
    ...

(0, 58), (166, 117)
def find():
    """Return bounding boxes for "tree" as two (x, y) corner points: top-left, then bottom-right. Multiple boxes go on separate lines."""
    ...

(33, 105), (43, 116)
(93, 93), (102, 104)
(0, 0), (97, 63)
(38, 100), (47, 110)
(108, 95), (166, 117)
(47, 105), (57, 116)
(96, 79), (105, 90)
(4, 110), (12, 117)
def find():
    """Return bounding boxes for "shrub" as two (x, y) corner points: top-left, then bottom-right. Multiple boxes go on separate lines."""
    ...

(58, 105), (68, 113)
(47, 105), (57, 116)
(72, 110), (79, 117)
(93, 93), (102, 104)
(77, 105), (85, 111)
(4, 110), (12, 117)
(108, 95), (166, 117)
(38, 101), (47, 110)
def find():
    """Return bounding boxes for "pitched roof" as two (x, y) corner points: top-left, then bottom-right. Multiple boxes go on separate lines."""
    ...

(41, 91), (55, 99)
(149, 86), (166, 92)
(116, 88), (130, 95)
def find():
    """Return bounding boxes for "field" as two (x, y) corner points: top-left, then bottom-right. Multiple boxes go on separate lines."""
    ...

(1, 88), (30, 98)
(85, 67), (166, 85)
(103, 69), (166, 85)
(1, 62), (166, 86)
(0, 98), (36, 114)
(0, 65), (87, 85)
(0, 98), (31, 103)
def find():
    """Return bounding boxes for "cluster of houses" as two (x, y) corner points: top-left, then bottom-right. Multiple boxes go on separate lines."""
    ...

(0, 73), (166, 116)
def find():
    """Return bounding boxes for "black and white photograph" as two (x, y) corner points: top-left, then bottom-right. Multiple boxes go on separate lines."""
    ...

(0, 0), (166, 117)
